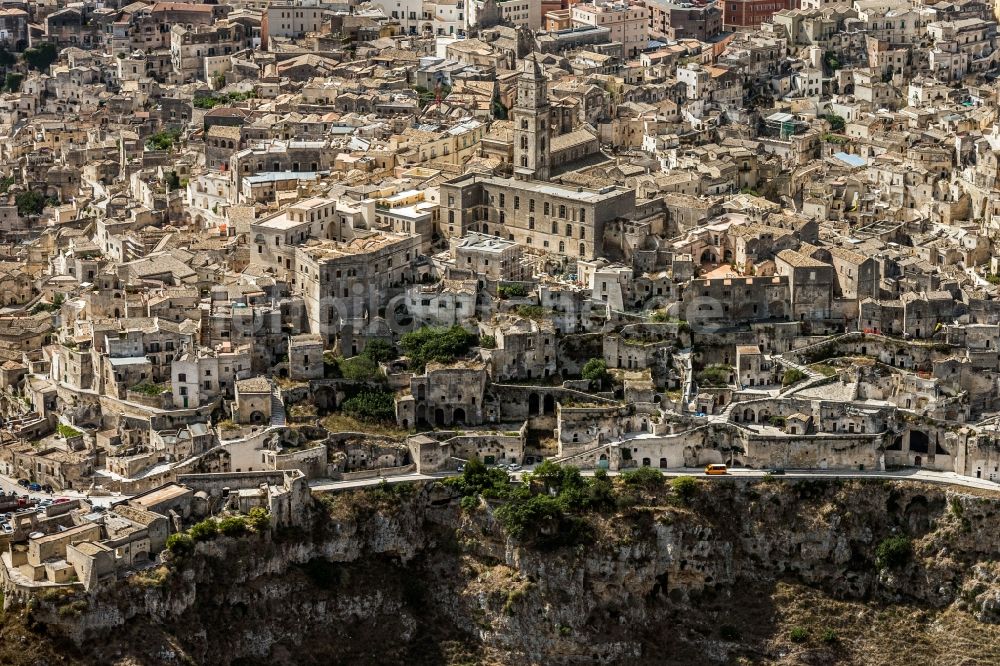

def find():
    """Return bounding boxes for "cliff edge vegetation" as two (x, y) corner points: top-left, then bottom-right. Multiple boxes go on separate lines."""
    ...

(7, 466), (1000, 665)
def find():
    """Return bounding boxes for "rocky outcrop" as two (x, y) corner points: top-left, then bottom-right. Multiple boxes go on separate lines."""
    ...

(21, 479), (1000, 665)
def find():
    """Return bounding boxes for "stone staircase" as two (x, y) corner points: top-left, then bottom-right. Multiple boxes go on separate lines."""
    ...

(270, 385), (286, 427)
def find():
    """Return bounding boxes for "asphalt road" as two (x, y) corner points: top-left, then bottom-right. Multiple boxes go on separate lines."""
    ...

(0, 470), (124, 507)
(308, 467), (1000, 493)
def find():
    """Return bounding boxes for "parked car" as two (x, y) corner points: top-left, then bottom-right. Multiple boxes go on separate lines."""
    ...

(768, 468), (786, 475)
(509, 464), (522, 471)
(38, 499), (52, 508)
(16, 479), (29, 488)
(53, 498), (70, 504)
(0, 523), (12, 534)
(28, 483), (41, 492)
(42, 484), (53, 494)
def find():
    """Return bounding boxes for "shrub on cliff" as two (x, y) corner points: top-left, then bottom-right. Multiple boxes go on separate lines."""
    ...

(670, 476), (698, 505)
(875, 536), (912, 570)
(248, 507), (271, 531)
(619, 466), (665, 491)
(219, 515), (249, 537)
(444, 458), (509, 498)
(166, 533), (194, 556)
(189, 519), (219, 542)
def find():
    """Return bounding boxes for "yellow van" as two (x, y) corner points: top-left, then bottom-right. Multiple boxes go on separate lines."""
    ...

(704, 464), (728, 475)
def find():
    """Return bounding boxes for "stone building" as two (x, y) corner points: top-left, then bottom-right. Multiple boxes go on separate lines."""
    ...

(480, 316), (557, 381)
(735, 344), (773, 388)
(774, 249), (835, 322)
(451, 232), (529, 281)
(170, 21), (246, 83)
(287, 334), (324, 380)
(438, 173), (637, 260)
(233, 377), (273, 425)
(397, 360), (489, 428)
(296, 232), (422, 344)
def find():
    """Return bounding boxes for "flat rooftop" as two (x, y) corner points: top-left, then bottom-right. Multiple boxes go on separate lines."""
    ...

(130, 483), (192, 510)
(457, 232), (518, 253)
(447, 173), (629, 204)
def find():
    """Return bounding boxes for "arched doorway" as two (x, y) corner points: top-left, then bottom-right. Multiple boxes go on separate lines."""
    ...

(659, 458), (667, 468)
(543, 394), (554, 414)
(528, 393), (540, 415)
(453, 407), (466, 424)
(434, 408), (445, 427)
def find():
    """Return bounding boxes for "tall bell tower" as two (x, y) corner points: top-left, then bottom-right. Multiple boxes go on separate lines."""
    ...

(512, 54), (550, 181)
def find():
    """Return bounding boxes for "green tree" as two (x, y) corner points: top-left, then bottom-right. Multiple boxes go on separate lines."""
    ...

(146, 129), (180, 151)
(193, 96), (220, 109)
(400, 325), (477, 371)
(341, 389), (396, 421)
(0, 49), (16, 68)
(247, 507), (271, 531)
(189, 519), (218, 542)
(166, 533), (194, 556)
(822, 113), (846, 132)
(498, 284), (528, 298)
(15, 190), (46, 216)
(581, 358), (609, 388)
(361, 339), (396, 363)
(335, 355), (382, 381)
(218, 515), (248, 537)
(164, 170), (181, 190)
(23, 42), (58, 71)
(2, 72), (22, 92)
(875, 536), (912, 570)
(670, 476), (698, 505)
(619, 466), (665, 490)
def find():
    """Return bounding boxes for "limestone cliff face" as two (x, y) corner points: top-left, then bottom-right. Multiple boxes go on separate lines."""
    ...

(26, 480), (1000, 665)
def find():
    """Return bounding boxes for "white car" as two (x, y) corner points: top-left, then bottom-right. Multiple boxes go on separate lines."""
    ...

(0, 523), (13, 534)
